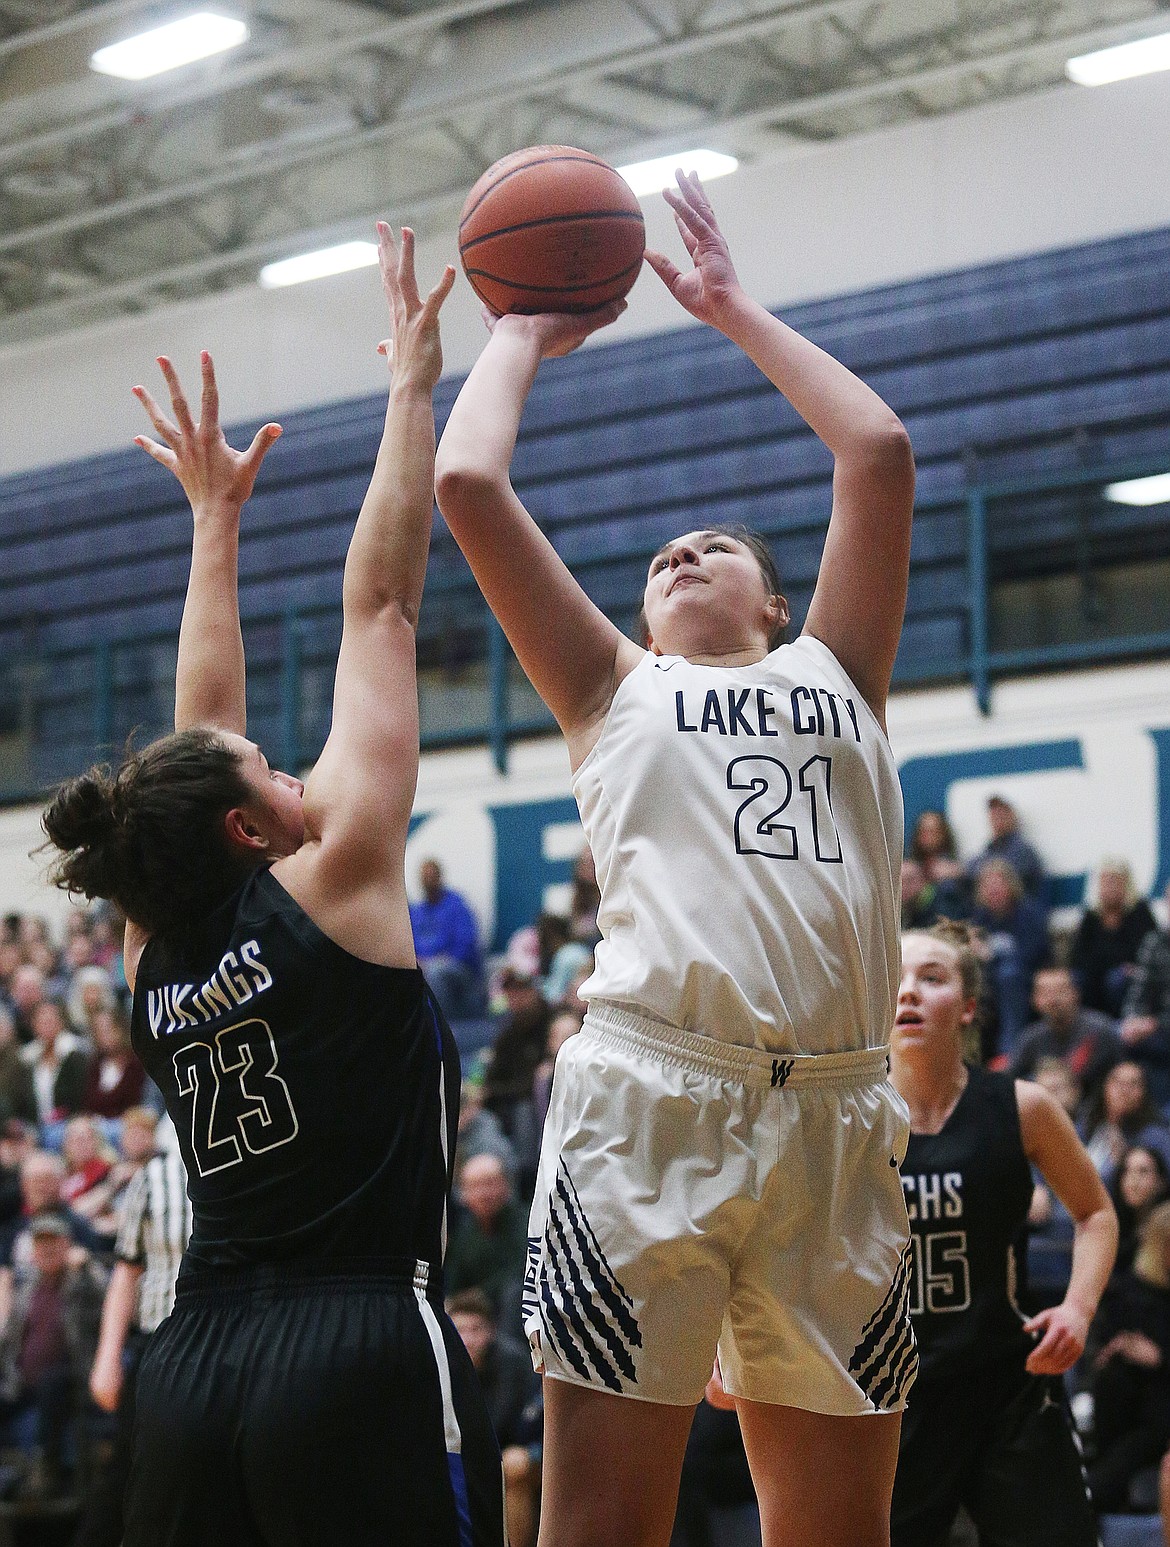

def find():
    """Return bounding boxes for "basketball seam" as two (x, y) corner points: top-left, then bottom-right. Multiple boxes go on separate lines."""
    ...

(459, 209), (645, 253)
(459, 152), (624, 229)
(463, 255), (643, 295)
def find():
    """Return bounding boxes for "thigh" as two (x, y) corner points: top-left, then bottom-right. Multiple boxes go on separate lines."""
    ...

(539, 1376), (697, 1547)
(969, 1376), (1097, 1547)
(889, 1380), (979, 1547)
(736, 1399), (902, 1547)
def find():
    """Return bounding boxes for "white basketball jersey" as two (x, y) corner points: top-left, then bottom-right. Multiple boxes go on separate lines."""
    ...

(573, 633), (903, 1056)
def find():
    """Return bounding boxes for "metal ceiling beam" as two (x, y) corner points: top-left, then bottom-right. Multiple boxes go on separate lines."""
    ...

(0, 0), (147, 63)
(0, 0), (873, 255)
(0, 0), (535, 170)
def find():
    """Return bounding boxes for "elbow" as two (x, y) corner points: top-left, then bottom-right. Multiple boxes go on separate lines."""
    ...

(434, 459), (509, 522)
(863, 417), (915, 472)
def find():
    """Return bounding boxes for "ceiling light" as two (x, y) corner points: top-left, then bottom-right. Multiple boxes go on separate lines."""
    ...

(617, 150), (739, 197)
(1104, 472), (1170, 506)
(90, 13), (248, 80)
(259, 241), (379, 289)
(1066, 30), (1170, 86)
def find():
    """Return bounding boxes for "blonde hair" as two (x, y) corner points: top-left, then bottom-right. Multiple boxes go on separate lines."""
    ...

(901, 919), (986, 1063)
(1093, 858), (1139, 912)
(1134, 1199), (1170, 1288)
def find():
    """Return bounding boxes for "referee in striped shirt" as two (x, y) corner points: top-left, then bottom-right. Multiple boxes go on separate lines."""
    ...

(76, 1136), (191, 1547)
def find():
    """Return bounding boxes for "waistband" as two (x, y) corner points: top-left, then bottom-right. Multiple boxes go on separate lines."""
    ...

(175, 1256), (442, 1303)
(583, 1003), (890, 1090)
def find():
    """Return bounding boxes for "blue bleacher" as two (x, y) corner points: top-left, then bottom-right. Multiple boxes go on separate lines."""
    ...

(2, 221), (1169, 783)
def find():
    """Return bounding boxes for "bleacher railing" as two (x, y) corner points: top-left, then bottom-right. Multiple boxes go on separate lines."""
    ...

(1, 454), (1168, 805)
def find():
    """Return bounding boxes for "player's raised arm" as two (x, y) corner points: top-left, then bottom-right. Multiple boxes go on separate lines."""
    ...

(274, 226), (455, 965)
(132, 353), (281, 736)
(645, 171), (915, 723)
(434, 305), (642, 765)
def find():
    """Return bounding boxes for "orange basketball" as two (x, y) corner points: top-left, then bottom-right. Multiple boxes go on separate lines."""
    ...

(458, 145), (645, 316)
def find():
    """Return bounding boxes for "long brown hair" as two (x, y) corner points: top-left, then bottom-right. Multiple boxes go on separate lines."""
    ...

(42, 728), (258, 947)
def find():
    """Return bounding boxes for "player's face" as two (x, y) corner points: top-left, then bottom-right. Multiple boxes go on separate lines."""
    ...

(642, 531), (785, 658)
(893, 935), (975, 1052)
(221, 732), (306, 856)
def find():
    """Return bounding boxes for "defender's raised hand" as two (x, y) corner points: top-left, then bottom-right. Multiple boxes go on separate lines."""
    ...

(132, 353), (281, 513)
(376, 223), (456, 391)
(644, 169), (742, 327)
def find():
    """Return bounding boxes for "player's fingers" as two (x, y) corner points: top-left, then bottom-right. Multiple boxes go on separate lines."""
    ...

(424, 264), (457, 316)
(644, 249), (683, 288)
(674, 212), (700, 260)
(133, 434), (179, 471)
(156, 356), (197, 437)
(242, 423), (282, 474)
(377, 222), (401, 295)
(398, 227), (422, 310)
(131, 385), (181, 448)
(199, 350), (220, 429)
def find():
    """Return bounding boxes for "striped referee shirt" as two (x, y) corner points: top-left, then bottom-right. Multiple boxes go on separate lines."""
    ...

(114, 1150), (193, 1333)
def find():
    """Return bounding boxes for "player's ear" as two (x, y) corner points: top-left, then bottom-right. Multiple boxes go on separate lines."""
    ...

(224, 806), (267, 853)
(768, 593), (790, 629)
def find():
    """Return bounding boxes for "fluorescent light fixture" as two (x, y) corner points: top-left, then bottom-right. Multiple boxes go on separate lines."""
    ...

(90, 12), (248, 80)
(1066, 30), (1170, 86)
(617, 149), (739, 197)
(259, 241), (379, 289)
(1104, 472), (1170, 506)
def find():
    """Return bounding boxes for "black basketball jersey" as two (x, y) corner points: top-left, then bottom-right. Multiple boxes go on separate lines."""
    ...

(130, 867), (460, 1281)
(901, 1064), (1034, 1380)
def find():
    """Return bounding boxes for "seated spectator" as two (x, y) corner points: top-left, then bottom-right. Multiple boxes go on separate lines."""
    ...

(1087, 1200), (1170, 1514)
(568, 846), (602, 948)
(0, 1152), (100, 1314)
(8, 965), (47, 1046)
(1114, 1145), (1170, 1278)
(968, 793), (1047, 898)
(901, 858), (969, 931)
(59, 1117), (113, 1217)
(908, 809), (968, 888)
(445, 1153), (529, 1337)
(0, 1007), (37, 1128)
(532, 1006), (584, 1135)
(971, 860), (1050, 1059)
(1026, 1058), (1085, 1309)
(0, 1211), (106, 1499)
(1011, 966), (1121, 1106)
(454, 1073), (519, 1182)
(1071, 860), (1158, 1016)
(1082, 1061), (1170, 1187)
(448, 1288), (541, 1547)
(81, 1004), (145, 1119)
(19, 1000), (87, 1126)
(409, 858), (485, 1020)
(536, 913), (593, 1006)
(1122, 887), (1170, 1104)
(66, 965), (116, 1041)
(482, 969), (550, 1139)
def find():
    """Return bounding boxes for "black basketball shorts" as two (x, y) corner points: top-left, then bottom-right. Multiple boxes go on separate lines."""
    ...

(124, 1263), (506, 1547)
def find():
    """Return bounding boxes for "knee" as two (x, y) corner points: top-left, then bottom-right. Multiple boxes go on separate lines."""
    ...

(502, 1445), (535, 1488)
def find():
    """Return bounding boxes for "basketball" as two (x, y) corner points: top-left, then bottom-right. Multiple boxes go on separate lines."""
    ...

(458, 145), (645, 316)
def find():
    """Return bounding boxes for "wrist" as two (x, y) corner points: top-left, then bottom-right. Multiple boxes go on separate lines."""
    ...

(701, 284), (756, 338)
(191, 497), (244, 527)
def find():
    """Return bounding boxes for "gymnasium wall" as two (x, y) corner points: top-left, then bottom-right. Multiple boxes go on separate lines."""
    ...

(2, 66), (1170, 478)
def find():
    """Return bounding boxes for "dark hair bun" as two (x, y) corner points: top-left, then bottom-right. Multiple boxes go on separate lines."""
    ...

(42, 770), (124, 901)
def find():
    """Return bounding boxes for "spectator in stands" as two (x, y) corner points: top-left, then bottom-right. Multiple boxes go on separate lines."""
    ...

(80, 1004), (145, 1119)
(1082, 1061), (1170, 1186)
(532, 1006), (584, 1134)
(19, 998), (87, 1126)
(8, 964), (47, 1045)
(0, 1120), (32, 1240)
(536, 912), (593, 1006)
(568, 845), (601, 947)
(409, 858), (485, 1020)
(908, 809), (966, 886)
(0, 1152), (98, 1295)
(1011, 965), (1121, 1106)
(0, 1007), (36, 1128)
(969, 793), (1047, 898)
(60, 1117), (113, 1215)
(445, 1153), (529, 1336)
(0, 939), (21, 1004)
(971, 859), (1050, 1058)
(1113, 1145), (1170, 1278)
(1072, 861), (1158, 1017)
(1122, 888), (1170, 1104)
(448, 1288), (541, 1547)
(1087, 1200), (1170, 1514)
(900, 858), (969, 931)
(0, 1211), (106, 1499)
(454, 1072), (518, 1182)
(66, 964), (116, 1040)
(482, 967), (550, 1137)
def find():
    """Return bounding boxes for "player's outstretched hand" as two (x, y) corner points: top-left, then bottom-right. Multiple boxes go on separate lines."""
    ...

(133, 353), (281, 514)
(375, 222), (456, 392)
(704, 1357), (737, 1411)
(1023, 1302), (1090, 1376)
(483, 299), (627, 360)
(644, 169), (742, 327)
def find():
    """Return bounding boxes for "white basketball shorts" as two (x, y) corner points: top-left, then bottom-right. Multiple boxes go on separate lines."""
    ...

(522, 1004), (917, 1414)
